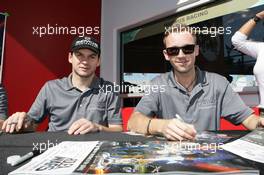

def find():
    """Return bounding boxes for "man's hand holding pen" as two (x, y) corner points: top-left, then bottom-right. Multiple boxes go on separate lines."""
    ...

(153, 114), (197, 141)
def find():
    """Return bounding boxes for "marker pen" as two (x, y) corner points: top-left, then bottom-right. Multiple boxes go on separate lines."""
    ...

(11, 150), (41, 166)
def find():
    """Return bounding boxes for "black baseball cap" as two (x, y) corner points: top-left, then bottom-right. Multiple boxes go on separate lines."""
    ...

(70, 36), (100, 55)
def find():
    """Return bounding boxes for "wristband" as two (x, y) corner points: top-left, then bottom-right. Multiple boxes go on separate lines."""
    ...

(253, 15), (261, 23)
(146, 119), (153, 135)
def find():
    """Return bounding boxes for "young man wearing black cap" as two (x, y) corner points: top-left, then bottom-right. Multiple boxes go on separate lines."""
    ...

(2, 36), (123, 134)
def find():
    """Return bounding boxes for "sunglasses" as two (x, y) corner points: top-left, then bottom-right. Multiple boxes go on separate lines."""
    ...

(165, 44), (196, 56)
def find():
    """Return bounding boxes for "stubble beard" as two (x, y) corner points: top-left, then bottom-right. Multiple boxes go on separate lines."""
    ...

(173, 64), (194, 75)
(73, 69), (94, 79)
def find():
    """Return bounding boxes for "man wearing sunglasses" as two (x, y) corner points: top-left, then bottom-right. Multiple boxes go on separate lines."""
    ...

(128, 24), (264, 141)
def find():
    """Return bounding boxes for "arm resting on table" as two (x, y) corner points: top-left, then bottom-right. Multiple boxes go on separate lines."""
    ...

(242, 114), (264, 130)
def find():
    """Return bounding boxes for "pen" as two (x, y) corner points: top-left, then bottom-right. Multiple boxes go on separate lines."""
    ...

(11, 150), (41, 166)
(257, 117), (264, 129)
(175, 114), (184, 122)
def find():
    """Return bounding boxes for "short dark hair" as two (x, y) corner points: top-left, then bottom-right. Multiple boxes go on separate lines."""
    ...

(163, 23), (197, 48)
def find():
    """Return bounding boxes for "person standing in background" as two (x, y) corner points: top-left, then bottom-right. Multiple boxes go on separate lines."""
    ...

(232, 10), (264, 115)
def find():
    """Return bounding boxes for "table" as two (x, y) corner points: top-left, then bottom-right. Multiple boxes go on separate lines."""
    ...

(0, 131), (156, 174)
(0, 131), (263, 174)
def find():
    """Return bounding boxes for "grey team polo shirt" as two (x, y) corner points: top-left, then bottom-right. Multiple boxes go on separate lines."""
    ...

(0, 85), (8, 120)
(135, 68), (253, 131)
(28, 75), (122, 131)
